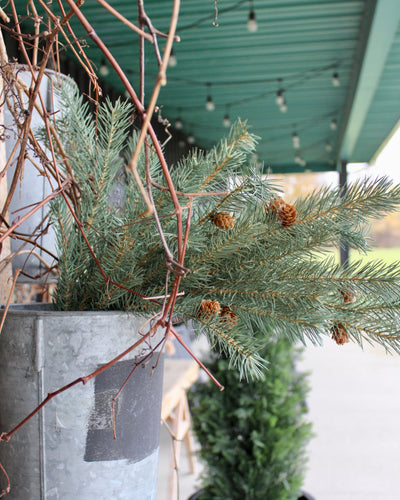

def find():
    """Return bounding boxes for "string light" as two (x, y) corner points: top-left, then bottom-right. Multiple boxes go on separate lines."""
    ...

(330, 119), (337, 130)
(280, 99), (288, 113)
(187, 133), (196, 144)
(164, 63), (342, 115)
(275, 79), (287, 112)
(178, 139), (186, 148)
(325, 142), (333, 152)
(294, 153), (306, 167)
(332, 72), (340, 87)
(205, 83), (215, 111)
(275, 89), (285, 106)
(223, 105), (231, 127)
(99, 59), (109, 76)
(292, 132), (300, 149)
(175, 117), (183, 130)
(247, 1), (258, 32)
(168, 49), (178, 68)
(206, 95), (215, 111)
(223, 114), (231, 127)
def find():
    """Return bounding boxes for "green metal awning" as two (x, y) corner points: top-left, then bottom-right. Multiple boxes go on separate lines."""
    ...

(10, 0), (400, 173)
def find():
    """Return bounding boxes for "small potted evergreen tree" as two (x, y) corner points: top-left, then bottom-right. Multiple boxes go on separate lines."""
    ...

(189, 334), (313, 500)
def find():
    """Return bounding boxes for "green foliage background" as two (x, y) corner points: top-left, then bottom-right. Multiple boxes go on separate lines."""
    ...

(189, 336), (312, 500)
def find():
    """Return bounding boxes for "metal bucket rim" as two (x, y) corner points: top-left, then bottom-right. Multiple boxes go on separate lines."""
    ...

(0, 303), (150, 319)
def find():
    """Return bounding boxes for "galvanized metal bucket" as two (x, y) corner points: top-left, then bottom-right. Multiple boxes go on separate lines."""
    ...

(0, 304), (164, 500)
(4, 68), (75, 281)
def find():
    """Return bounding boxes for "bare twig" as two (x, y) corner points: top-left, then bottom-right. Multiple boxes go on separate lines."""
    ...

(127, 0), (181, 216)
(96, 0), (154, 43)
(0, 461), (10, 498)
(170, 326), (224, 391)
(0, 177), (72, 244)
(111, 337), (165, 439)
(0, 269), (20, 336)
(0, 7), (10, 24)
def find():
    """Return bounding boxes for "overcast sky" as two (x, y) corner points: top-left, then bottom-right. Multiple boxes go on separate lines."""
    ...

(359, 125), (400, 182)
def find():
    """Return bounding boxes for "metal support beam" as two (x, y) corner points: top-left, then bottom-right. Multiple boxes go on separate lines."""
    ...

(339, 160), (349, 267)
(339, 0), (400, 161)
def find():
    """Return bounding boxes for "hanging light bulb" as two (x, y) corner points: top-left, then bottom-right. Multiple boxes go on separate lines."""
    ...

(292, 132), (300, 149)
(332, 72), (340, 87)
(168, 49), (177, 67)
(99, 59), (109, 76)
(175, 118), (183, 130)
(247, 7), (258, 32)
(187, 134), (195, 144)
(205, 84), (215, 111)
(223, 106), (231, 127)
(294, 153), (306, 167)
(275, 89), (285, 106)
(223, 114), (231, 127)
(280, 98), (288, 113)
(206, 95), (215, 111)
(330, 119), (337, 130)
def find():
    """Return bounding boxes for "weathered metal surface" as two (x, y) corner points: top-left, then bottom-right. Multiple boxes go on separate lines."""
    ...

(0, 304), (164, 500)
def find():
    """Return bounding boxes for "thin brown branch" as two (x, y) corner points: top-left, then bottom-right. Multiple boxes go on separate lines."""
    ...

(27, 0), (40, 66)
(111, 337), (164, 439)
(170, 326), (224, 391)
(127, 0), (181, 216)
(0, 269), (20, 336)
(0, 7), (10, 24)
(0, 136), (21, 180)
(96, 0), (154, 43)
(61, 0), (153, 213)
(138, 1), (162, 67)
(51, 0), (99, 90)
(138, 0), (145, 104)
(0, 177), (72, 244)
(0, 223), (58, 262)
(2, 1), (69, 220)
(0, 461), (10, 498)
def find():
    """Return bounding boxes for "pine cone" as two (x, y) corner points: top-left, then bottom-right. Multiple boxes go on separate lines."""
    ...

(341, 290), (356, 304)
(220, 305), (238, 328)
(198, 299), (221, 318)
(331, 322), (349, 345)
(211, 212), (235, 230)
(277, 202), (297, 227)
(266, 196), (284, 213)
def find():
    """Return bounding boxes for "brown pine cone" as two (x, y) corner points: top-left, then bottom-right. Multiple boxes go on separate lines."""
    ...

(211, 212), (235, 230)
(198, 299), (221, 318)
(341, 290), (356, 304)
(220, 305), (238, 328)
(277, 202), (297, 227)
(266, 196), (284, 213)
(331, 322), (349, 345)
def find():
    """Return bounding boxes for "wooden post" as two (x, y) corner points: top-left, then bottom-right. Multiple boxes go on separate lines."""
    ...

(0, 27), (14, 304)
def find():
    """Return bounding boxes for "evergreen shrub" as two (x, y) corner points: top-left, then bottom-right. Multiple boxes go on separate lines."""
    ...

(189, 336), (312, 500)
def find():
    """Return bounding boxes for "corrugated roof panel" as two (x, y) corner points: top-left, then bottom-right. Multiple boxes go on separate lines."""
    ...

(8, 0), (400, 172)
(352, 20), (400, 162)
